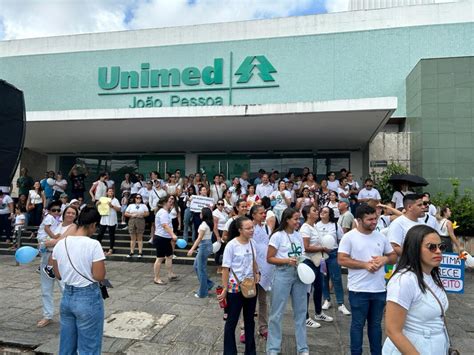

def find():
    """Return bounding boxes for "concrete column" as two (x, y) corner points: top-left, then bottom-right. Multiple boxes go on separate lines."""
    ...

(185, 154), (198, 175)
(350, 151), (364, 184)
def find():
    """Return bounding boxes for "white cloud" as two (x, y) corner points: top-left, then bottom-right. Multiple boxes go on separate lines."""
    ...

(0, 0), (322, 41)
(325, 0), (350, 12)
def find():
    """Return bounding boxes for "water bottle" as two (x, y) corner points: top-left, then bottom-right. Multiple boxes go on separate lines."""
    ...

(216, 286), (227, 308)
(39, 241), (47, 254)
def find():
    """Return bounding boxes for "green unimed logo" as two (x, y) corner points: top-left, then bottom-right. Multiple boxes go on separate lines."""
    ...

(97, 53), (278, 106)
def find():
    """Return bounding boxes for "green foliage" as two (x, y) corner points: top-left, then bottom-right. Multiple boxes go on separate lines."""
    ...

(432, 179), (474, 235)
(371, 163), (409, 202)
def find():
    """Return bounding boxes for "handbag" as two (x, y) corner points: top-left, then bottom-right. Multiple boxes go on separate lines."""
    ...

(64, 237), (111, 300)
(231, 241), (257, 298)
(426, 285), (460, 355)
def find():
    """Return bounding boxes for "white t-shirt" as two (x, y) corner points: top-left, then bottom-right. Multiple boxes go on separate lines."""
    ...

(53, 179), (67, 193)
(210, 183), (226, 203)
(270, 190), (291, 208)
(337, 186), (350, 202)
(222, 238), (255, 284)
(37, 214), (61, 243)
(327, 180), (340, 192)
(0, 194), (13, 214)
(14, 214), (26, 231)
(131, 181), (145, 194)
(52, 236), (105, 287)
(347, 180), (360, 191)
(125, 203), (148, 217)
(391, 190), (414, 209)
(138, 187), (152, 205)
(198, 222), (213, 241)
(28, 190), (42, 205)
(338, 229), (393, 292)
(165, 183), (179, 196)
(256, 183), (274, 198)
(93, 181), (108, 200)
(213, 209), (228, 230)
(376, 215), (391, 232)
(315, 221), (343, 249)
(155, 208), (172, 238)
(387, 215), (420, 248)
(300, 222), (322, 257)
(418, 213), (439, 232)
(149, 188), (167, 210)
(387, 270), (448, 312)
(223, 216), (237, 232)
(100, 197), (120, 226)
(269, 230), (305, 259)
(357, 188), (381, 201)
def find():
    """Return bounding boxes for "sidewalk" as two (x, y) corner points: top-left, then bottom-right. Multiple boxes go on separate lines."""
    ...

(0, 255), (472, 354)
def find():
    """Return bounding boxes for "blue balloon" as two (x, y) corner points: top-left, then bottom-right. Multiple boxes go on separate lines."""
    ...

(176, 239), (187, 249)
(271, 200), (277, 207)
(15, 246), (39, 264)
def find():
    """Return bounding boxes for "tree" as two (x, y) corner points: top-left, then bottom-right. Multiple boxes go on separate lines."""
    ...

(371, 163), (409, 202)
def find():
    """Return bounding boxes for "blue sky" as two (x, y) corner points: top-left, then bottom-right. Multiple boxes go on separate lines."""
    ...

(0, 0), (347, 41)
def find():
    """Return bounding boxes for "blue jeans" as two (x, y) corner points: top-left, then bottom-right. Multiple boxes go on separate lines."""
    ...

(182, 208), (195, 242)
(349, 291), (386, 355)
(303, 259), (323, 317)
(40, 251), (64, 319)
(267, 265), (308, 354)
(322, 250), (345, 305)
(59, 283), (104, 355)
(193, 239), (214, 297)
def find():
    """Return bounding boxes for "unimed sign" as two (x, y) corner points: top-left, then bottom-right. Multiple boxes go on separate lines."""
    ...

(440, 253), (465, 294)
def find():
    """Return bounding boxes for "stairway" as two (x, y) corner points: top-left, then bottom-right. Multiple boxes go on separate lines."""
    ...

(0, 227), (216, 265)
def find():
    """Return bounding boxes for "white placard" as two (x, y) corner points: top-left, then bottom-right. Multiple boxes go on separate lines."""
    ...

(189, 195), (214, 212)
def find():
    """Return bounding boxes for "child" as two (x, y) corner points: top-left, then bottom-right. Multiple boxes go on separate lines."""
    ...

(59, 193), (69, 214)
(37, 202), (62, 279)
(120, 191), (130, 226)
(11, 206), (26, 250)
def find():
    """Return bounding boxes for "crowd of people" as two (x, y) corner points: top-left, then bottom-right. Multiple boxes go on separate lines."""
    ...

(0, 164), (463, 354)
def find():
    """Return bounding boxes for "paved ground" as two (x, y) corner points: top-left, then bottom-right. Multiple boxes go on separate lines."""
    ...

(0, 255), (473, 354)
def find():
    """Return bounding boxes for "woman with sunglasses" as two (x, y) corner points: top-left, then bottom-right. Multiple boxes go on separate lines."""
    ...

(223, 189), (234, 215)
(124, 194), (149, 258)
(266, 208), (309, 355)
(36, 201), (63, 328)
(165, 174), (182, 198)
(383, 225), (450, 354)
(187, 207), (215, 298)
(317, 206), (351, 315)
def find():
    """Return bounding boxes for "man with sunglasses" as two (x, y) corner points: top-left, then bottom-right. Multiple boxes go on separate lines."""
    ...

(418, 194), (439, 231)
(387, 194), (425, 257)
(357, 179), (381, 203)
(338, 204), (397, 355)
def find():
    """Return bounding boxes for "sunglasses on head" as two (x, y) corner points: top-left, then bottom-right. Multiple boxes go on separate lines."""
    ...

(426, 243), (447, 253)
(50, 208), (61, 212)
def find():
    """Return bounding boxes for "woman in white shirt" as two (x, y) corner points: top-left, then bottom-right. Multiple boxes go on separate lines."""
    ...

(165, 173), (182, 198)
(52, 172), (68, 201)
(266, 208), (309, 355)
(187, 208), (215, 298)
(124, 194), (149, 258)
(270, 180), (291, 223)
(52, 206), (106, 355)
(217, 216), (259, 355)
(317, 206), (350, 315)
(96, 188), (121, 256)
(153, 195), (178, 285)
(245, 184), (260, 209)
(325, 191), (340, 220)
(383, 225), (450, 355)
(436, 206), (461, 253)
(212, 199), (229, 242)
(26, 181), (46, 226)
(300, 205), (334, 328)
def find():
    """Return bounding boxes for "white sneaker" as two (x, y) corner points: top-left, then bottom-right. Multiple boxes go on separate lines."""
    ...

(172, 254), (177, 259)
(121, 226), (128, 231)
(322, 300), (331, 310)
(305, 318), (321, 328)
(338, 304), (351, 315)
(314, 312), (333, 323)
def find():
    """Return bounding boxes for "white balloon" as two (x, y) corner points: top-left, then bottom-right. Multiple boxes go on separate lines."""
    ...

(212, 241), (222, 254)
(297, 263), (315, 284)
(465, 253), (474, 268)
(321, 234), (337, 250)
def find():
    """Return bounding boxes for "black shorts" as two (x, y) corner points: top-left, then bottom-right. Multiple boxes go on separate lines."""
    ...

(154, 235), (173, 258)
(146, 209), (155, 224)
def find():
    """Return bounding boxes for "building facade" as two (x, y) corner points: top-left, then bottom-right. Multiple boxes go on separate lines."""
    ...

(0, 0), (473, 194)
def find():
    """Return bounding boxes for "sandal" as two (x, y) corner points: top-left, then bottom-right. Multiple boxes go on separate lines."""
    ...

(154, 280), (167, 285)
(37, 319), (51, 328)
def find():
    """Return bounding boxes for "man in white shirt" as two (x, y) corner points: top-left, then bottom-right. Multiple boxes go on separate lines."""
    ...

(387, 194), (425, 257)
(391, 184), (414, 210)
(256, 174), (275, 198)
(338, 204), (397, 355)
(418, 193), (439, 231)
(357, 178), (381, 203)
(423, 192), (437, 216)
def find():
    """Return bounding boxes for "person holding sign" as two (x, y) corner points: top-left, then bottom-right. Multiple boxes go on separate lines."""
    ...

(383, 225), (450, 355)
(96, 188), (121, 256)
(190, 186), (214, 239)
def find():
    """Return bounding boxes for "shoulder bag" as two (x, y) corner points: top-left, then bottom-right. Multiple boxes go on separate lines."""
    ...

(64, 237), (111, 299)
(231, 241), (257, 298)
(426, 285), (460, 355)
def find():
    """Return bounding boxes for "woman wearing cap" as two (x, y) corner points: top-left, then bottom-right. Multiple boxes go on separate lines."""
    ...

(124, 194), (149, 258)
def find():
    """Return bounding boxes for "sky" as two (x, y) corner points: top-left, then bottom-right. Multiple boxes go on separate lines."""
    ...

(0, 0), (350, 41)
